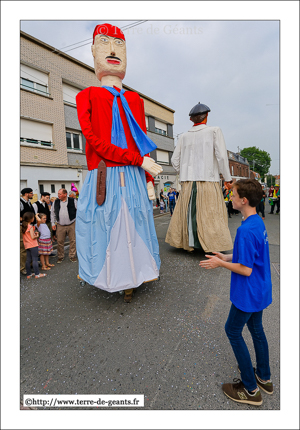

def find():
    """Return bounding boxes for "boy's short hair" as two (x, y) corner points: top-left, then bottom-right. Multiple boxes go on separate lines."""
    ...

(233, 179), (263, 207)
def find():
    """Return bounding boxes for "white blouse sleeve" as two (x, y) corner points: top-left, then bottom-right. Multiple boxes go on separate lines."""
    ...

(213, 128), (232, 182)
(171, 136), (182, 174)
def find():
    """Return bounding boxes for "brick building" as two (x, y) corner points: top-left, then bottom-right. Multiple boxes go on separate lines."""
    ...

(227, 151), (250, 182)
(20, 31), (175, 202)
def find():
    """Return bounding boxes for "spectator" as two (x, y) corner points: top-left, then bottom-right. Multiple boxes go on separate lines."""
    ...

(49, 197), (57, 242)
(69, 190), (76, 199)
(51, 188), (77, 263)
(160, 198), (165, 213)
(200, 179), (272, 406)
(33, 192), (51, 231)
(273, 184), (280, 215)
(36, 213), (54, 271)
(268, 184), (280, 214)
(167, 187), (176, 216)
(20, 188), (35, 275)
(256, 185), (266, 219)
(268, 185), (274, 197)
(159, 188), (165, 201)
(20, 188), (35, 221)
(22, 212), (46, 279)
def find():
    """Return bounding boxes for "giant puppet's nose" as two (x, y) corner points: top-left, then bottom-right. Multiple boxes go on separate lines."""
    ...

(110, 40), (116, 56)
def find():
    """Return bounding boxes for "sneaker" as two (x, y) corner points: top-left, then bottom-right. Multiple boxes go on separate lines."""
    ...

(238, 366), (273, 394)
(57, 258), (64, 264)
(70, 257), (77, 263)
(255, 372), (274, 394)
(222, 378), (262, 406)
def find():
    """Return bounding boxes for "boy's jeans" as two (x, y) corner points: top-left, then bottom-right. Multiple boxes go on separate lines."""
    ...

(225, 304), (271, 392)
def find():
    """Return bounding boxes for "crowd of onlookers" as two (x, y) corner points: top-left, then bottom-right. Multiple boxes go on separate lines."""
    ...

(20, 188), (78, 279)
(158, 188), (180, 216)
(223, 182), (280, 220)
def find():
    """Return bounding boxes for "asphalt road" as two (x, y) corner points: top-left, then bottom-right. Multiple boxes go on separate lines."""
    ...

(20, 205), (280, 412)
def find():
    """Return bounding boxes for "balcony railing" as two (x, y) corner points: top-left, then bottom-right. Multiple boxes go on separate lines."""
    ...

(20, 137), (53, 148)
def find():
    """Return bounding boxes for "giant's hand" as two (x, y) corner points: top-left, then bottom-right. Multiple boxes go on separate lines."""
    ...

(141, 157), (163, 176)
(147, 182), (156, 201)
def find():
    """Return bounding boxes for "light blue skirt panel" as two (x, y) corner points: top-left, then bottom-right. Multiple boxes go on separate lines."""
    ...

(76, 165), (160, 292)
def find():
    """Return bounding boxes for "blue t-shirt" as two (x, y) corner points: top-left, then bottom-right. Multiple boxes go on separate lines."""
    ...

(168, 191), (176, 201)
(230, 214), (272, 312)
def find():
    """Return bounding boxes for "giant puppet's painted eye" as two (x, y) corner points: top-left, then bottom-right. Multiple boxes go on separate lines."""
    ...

(99, 36), (109, 43)
(114, 39), (124, 46)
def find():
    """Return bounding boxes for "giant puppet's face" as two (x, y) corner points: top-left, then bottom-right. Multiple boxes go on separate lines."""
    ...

(92, 34), (127, 82)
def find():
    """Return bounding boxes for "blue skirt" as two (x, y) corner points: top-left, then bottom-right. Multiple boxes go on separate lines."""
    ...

(76, 166), (160, 292)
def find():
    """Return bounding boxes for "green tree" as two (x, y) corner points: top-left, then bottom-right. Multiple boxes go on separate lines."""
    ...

(240, 146), (271, 178)
(266, 175), (276, 187)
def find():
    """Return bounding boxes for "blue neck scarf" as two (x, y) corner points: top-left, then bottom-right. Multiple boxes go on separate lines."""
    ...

(102, 86), (157, 157)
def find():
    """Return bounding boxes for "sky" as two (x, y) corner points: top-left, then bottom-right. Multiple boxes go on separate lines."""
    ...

(1, 2), (299, 430)
(18, 19), (281, 174)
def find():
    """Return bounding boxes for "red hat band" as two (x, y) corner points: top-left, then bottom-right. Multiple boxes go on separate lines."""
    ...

(93, 24), (125, 44)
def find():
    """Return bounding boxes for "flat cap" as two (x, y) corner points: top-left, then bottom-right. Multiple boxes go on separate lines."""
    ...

(189, 102), (211, 116)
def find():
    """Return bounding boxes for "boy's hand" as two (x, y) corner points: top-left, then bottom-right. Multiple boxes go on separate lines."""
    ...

(211, 252), (227, 261)
(199, 254), (223, 269)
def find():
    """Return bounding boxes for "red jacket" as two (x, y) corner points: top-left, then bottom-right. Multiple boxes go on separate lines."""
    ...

(76, 86), (154, 183)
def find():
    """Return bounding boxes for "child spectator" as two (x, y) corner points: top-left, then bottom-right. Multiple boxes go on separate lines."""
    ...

(200, 179), (272, 406)
(36, 213), (54, 271)
(22, 212), (46, 279)
(160, 198), (165, 213)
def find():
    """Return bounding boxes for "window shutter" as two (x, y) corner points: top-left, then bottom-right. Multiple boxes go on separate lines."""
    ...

(62, 83), (81, 105)
(21, 119), (52, 142)
(21, 64), (48, 86)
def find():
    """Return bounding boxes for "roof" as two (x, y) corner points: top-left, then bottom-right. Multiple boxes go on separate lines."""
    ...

(20, 31), (175, 114)
(227, 151), (249, 165)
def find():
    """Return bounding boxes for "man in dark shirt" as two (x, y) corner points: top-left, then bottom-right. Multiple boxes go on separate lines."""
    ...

(20, 188), (35, 274)
(33, 192), (51, 231)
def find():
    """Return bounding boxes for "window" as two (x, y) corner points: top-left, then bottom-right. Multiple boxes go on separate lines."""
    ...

(39, 184), (44, 194)
(51, 184), (55, 193)
(21, 118), (53, 148)
(61, 184), (65, 189)
(156, 149), (169, 164)
(145, 116), (149, 130)
(155, 120), (167, 136)
(66, 131), (82, 151)
(20, 64), (49, 96)
(62, 83), (81, 106)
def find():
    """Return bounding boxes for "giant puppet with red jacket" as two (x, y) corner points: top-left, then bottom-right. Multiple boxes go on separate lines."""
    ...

(75, 24), (163, 302)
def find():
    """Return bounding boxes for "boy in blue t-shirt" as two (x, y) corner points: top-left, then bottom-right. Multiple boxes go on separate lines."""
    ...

(199, 179), (273, 406)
